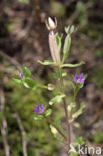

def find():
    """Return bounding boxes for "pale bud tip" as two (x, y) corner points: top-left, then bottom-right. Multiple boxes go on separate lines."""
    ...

(48, 17), (55, 28)
(45, 17), (57, 31)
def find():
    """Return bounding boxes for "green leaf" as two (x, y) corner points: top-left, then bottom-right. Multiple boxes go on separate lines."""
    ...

(34, 115), (43, 120)
(63, 34), (71, 62)
(45, 109), (52, 116)
(78, 83), (84, 89)
(62, 71), (67, 77)
(49, 94), (65, 105)
(53, 70), (60, 79)
(25, 78), (36, 88)
(67, 103), (76, 112)
(76, 136), (85, 145)
(23, 66), (31, 77)
(73, 103), (85, 119)
(23, 82), (30, 88)
(38, 84), (48, 89)
(61, 61), (85, 68)
(19, 0), (29, 4)
(13, 78), (21, 84)
(38, 60), (55, 66)
(50, 125), (58, 135)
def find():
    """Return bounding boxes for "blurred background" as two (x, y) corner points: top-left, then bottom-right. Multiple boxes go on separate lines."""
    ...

(0, 0), (103, 156)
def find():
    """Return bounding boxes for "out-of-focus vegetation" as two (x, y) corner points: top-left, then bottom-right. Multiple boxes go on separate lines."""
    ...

(0, 0), (103, 155)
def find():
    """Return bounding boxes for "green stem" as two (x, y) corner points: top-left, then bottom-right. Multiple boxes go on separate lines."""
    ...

(59, 67), (71, 152)
(70, 86), (79, 119)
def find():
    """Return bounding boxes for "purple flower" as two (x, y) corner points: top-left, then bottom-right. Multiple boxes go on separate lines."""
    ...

(73, 73), (85, 84)
(20, 71), (23, 79)
(33, 104), (44, 114)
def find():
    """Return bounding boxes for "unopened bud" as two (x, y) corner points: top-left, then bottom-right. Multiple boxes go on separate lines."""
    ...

(45, 17), (57, 31)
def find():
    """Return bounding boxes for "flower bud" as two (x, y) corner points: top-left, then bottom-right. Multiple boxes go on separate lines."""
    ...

(45, 17), (57, 31)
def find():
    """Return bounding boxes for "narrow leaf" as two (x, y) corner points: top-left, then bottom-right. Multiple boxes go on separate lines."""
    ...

(38, 60), (55, 66)
(13, 78), (21, 84)
(61, 61), (85, 68)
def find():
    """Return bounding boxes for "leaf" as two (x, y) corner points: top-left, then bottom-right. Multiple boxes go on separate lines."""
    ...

(63, 34), (71, 62)
(67, 103), (76, 112)
(23, 82), (30, 88)
(13, 78), (21, 84)
(34, 115), (43, 120)
(62, 71), (67, 77)
(45, 109), (52, 116)
(38, 60), (55, 66)
(76, 136), (85, 145)
(61, 61), (85, 68)
(23, 66), (31, 77)
(19, 0), (29, 4)
(25, 78), (36, 88)
(49, 94), (65, 105)
(50, 125), (58, 135)
(73, 103), (85, 119)
(74, 122), (80, 128)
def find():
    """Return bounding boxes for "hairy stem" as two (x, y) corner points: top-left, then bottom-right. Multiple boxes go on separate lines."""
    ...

(59, 68), (71, 153)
